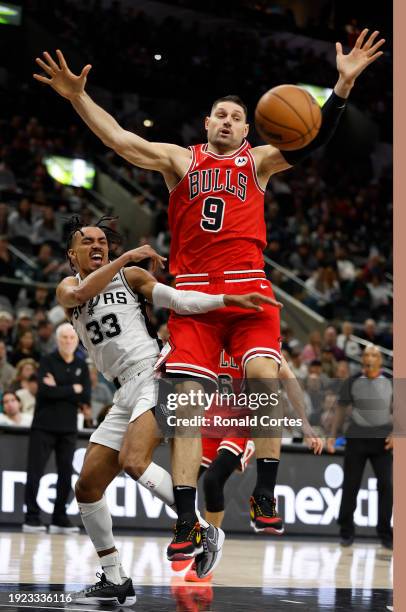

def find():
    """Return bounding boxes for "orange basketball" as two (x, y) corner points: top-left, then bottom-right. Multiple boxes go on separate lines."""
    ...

(255, 84), (322, 150)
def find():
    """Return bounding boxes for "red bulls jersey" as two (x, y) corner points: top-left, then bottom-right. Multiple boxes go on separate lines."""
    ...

(168, 140), (266, 275)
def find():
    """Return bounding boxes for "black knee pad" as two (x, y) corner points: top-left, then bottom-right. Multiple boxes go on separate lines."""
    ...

(203, 449), (241, 512)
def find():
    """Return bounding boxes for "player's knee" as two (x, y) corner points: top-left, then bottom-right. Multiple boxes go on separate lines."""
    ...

(75, 476), (103, 503)
(121, 451), (150, 480)
(203, 469), (225, 513)
(245, 356), (279, 379)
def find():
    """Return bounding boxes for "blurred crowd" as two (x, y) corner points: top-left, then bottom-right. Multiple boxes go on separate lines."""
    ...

(0, 0), (392, 439)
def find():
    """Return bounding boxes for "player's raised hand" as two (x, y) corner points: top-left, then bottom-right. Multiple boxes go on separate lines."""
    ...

(126, 245), (167, 273)
(224, 292), (282, 312)
(33, 49), (91, 100)
(336, 29), (385, 86)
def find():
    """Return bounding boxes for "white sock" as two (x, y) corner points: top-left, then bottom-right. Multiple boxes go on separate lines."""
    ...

(100, 551), (123, 585)
(77, 497), (116, 552)
(78, 497), (128, 582)
(138, 462), (176, 510)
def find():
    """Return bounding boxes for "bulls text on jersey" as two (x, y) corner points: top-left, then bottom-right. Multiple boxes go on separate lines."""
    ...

(189, 168), (248, 201)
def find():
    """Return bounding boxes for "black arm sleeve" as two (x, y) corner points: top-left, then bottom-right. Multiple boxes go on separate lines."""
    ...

(281, 91), (347, 165)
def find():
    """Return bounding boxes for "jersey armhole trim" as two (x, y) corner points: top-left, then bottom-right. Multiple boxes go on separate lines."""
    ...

(168, 146), (196, 195)
(246, 149), (266, 194)
(119, 268), (139, 301)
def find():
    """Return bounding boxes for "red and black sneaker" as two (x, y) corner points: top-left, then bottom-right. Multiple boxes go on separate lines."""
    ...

(250, 495), (284, 534)
(167, 519), (203, 561)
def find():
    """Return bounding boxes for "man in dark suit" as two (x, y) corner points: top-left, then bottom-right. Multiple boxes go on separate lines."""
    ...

(23, 323), (91, 533)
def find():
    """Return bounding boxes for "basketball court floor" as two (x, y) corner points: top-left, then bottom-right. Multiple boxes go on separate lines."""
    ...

(0, 529), (393, 611)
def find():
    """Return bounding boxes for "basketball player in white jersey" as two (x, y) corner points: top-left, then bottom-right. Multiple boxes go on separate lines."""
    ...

(57, 216), (280, 606)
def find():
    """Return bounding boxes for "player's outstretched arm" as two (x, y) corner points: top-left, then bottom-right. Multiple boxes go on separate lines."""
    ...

(253, 28), (385, 184)
(279, 356), (323, 455)
(56, 245), (166, 308)
(126, 268), (282, 314)
(33, 50), (190, 173)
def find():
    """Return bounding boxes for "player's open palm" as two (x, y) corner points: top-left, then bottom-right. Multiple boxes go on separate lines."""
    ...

(336, 29), (385, 84)
(33, 50), (91, 100)
(224, 292), (282, 312)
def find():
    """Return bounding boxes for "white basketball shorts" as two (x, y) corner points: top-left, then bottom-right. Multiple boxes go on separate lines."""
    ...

(89, 363), (158, 452)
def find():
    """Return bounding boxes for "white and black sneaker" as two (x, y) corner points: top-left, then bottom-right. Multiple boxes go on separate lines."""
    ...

(49, 516), (80, 534)
(22, 517), (47, 533)
(195, 524), (225, 578)
(74, 572), (136, 606)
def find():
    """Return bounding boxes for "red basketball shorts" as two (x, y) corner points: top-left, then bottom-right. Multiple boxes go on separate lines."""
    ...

(201, 437), (255, 472)
(162, 270), (281, 382)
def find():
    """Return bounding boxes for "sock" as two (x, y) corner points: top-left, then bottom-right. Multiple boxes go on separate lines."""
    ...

(100, 550), (123, 585)
(119, 564), (127, 580)
(138, 462), (176, 510)
(77, 497), (115, 552)
(173, 486), (197, 523)
(78, 497), (128, 583)
(253, 458), (280, 499)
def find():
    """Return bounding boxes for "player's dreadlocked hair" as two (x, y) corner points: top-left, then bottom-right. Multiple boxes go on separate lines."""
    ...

(65, 215), (123, 272)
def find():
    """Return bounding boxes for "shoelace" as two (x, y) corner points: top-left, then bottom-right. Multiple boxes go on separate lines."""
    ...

(173, 520), (198, 543)
(256, 496), (277, 517)
(86, 572), (110, 593)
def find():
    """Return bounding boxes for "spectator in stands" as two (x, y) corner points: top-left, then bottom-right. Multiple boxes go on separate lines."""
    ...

(13, 310), (34, 341)
(305, 359), (331, 426)
(304, 266), (340, 318)
(36, 320), (56, 355)
(337, 321), (362, 363)
(32, 204), (63, 246)
(320, 347), (337, 378)
(27, 285), (54, 314)
(360, 318), (383, 345)
(0, 311), (14, 349)
(367, 273), (391, 315)
(287, 346), (308, 381)
(0, 391), (33, 427)
(289, 242), (318, 278)
(89, 365), (113, 425)
(344, 270), (372, 320)
(10, 358), (38, 392)
(335, 246), (356, 283)
(23, 323), (91, 533)
(16, 373), (38, 415)
(0, 339), (16, 391)
(323, 326), (346, 361)
(301, 330), (322, 364)
(33, 243), (61, 283)
(10, 330), (40, 366)
(8, 198), (35, 243)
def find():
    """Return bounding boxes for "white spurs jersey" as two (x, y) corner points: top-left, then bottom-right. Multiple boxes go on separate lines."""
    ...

(71, 269), (160, 381)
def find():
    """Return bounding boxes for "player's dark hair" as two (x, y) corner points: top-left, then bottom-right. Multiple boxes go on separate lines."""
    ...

(211, 95), (248, 119)
(65, 215), (122, 272)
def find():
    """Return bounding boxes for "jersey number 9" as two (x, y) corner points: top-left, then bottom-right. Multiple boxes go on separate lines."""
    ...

(200, 197), (225, 232)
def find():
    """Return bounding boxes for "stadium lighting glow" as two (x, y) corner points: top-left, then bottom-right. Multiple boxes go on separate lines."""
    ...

(143, 119), (154, 127)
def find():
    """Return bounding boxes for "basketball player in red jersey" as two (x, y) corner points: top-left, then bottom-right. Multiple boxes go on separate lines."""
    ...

(35, 29), (384, 560)
(180, 350), (323, 582)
